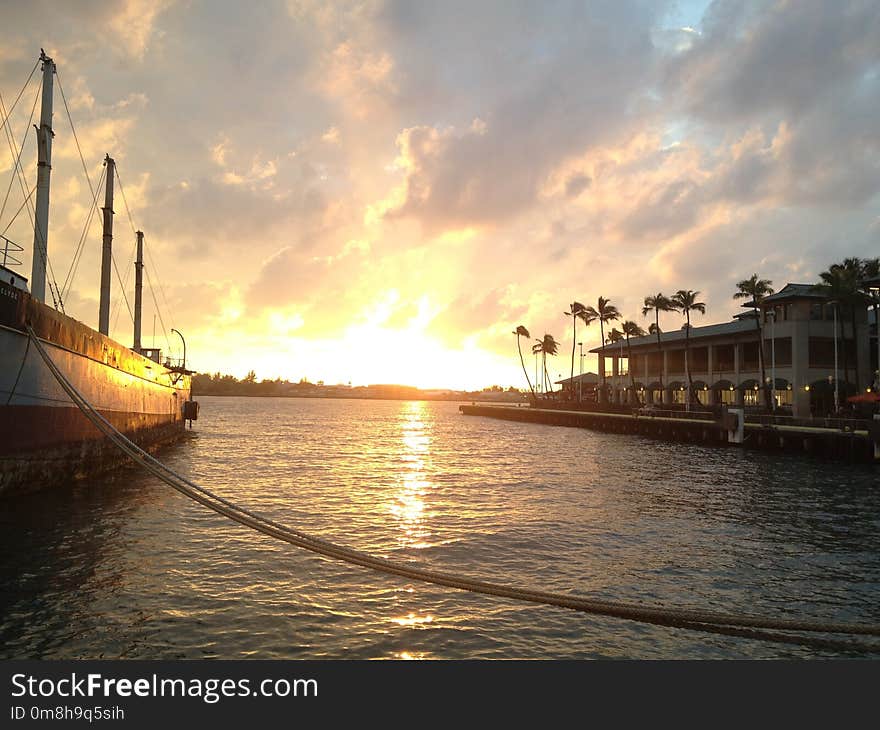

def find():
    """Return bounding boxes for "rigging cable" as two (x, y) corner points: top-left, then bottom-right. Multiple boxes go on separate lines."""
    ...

(0, 77), (40, 233)
(0, 183), (36, 239)
(0, 58), (39, 135)
(56, 66), (129, 321)
(0, 76), (63, 310)
(60, 165), (106, 302)
(116, 165), (173, 355)
(109, 166), (139, 333)
(24, 324), (880, 651)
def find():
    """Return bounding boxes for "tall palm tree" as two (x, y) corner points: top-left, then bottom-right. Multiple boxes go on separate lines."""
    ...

(671, 290), (706, 405)
(513, 325), (535, 400)
(733, 274), (774, 409)
(532, 334), (559, 398)
(585, 296), (620, 398)
(622, 320), (647, 403)
(816, 260), (866, 392)
(860, 257), (880, 389)
(564, 301), (586, 386)
(642, 293), (674, 392)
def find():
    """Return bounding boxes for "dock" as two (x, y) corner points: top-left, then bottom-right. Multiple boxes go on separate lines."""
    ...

(459, 404), (880, 463)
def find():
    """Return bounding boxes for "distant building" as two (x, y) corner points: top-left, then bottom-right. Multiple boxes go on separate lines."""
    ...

(589, 283), (877, 418)
(554, 372), (600, 401)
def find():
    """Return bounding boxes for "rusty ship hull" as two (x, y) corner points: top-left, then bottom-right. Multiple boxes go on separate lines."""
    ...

(0, 277), (191, 494)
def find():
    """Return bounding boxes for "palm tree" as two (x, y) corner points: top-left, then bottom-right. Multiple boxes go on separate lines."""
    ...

(816, 259), (867, 392)
(860, 257), (880, 389)
(671, 290), (706, 405)
(532, 334), (559, 398)
(585, 296), (620, 399)
(513, 325), (535, 400)
(733, 274), (774, 409)
(622, 320), (647, 403)
(564, 301), (586, 386)
(642, 293), (674, 392)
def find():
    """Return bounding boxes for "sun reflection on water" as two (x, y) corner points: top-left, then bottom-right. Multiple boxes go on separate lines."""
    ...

(389, 401), (434, 550)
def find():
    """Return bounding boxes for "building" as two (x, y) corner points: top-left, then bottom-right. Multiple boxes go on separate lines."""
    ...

(589, 283), (877, 418)
(554, 372), (600, 401)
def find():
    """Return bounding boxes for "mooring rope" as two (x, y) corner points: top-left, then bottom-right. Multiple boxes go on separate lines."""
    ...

(25, 327), (880, 645)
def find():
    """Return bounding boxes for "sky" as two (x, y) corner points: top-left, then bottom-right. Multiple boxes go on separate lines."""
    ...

(1, 0), (878, 389)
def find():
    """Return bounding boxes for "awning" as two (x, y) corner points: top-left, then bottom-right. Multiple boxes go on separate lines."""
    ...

(711, 379), (735, 390)
(847, 391), (880, 403)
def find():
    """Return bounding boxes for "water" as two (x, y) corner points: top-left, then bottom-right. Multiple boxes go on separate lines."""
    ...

(1, 396), (879, 659)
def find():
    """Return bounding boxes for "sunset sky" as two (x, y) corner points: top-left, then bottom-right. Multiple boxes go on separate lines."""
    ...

(1, 0), (878, 389)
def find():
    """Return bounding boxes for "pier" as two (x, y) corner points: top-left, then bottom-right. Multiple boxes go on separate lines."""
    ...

(459, 404), (880, 463)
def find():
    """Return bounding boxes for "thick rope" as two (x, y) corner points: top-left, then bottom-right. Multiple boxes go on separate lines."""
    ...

(25, 326), (880, 643)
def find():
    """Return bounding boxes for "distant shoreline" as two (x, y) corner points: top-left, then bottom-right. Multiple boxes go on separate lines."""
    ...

(195, 392), (528, 403)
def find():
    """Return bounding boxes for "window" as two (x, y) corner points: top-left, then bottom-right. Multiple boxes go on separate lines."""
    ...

(809, 337), (855, 368)
(742, 341), (760, 371)
(720, 389), (736, 405)
(810, 302), (823, 321)
(667, 350), (685, 374)
(651, 389), (664, 404)
(774, 389), (792, 407)
(764, 337), (792, 366)
(744, 389), (760, 406)
(696, 389), (710, 405)
(672, 389), (686, 404)
(618, 357), (628, 376)
(714, 344), (735, 372)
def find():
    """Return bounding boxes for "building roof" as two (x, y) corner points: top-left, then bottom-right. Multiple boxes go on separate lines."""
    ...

(555, 371), (599, 385)
(590, 318), (757, 354)
(740, 282), (826, 308)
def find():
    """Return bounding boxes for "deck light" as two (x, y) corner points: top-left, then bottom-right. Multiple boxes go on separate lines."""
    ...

(804, 385), (810, 392)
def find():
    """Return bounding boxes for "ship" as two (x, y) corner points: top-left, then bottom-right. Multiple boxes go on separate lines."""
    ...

(0, 51), (197, 494)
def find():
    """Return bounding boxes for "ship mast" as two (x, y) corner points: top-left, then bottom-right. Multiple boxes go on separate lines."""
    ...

(133, 230), (144, 351)
(98, 154), (115, 335)
(30, 50), (55, 303)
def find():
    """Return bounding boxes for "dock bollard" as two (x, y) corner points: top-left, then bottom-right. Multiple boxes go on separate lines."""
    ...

(724, 407), (744, 444)
(873, 415), (880, 461)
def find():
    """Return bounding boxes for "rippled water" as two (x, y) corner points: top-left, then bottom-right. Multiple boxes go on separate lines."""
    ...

(2, 396), (879, 659)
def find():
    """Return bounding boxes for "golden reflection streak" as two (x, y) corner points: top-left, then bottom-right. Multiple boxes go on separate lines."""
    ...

(388, 402), (437, 650)
(388, 401), (433, 550)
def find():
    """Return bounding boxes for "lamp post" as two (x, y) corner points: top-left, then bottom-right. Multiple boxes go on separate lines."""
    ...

(534, 350), (540, 395)
(833, 303), (839, 413)
(578, 341), (583, 403)
(871, 283), (880, 392)
(767, 309), (776, 413)
(170, 328), (186, 370)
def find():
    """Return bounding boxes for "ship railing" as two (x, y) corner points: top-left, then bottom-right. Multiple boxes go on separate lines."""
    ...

(1, 235), (24, 268)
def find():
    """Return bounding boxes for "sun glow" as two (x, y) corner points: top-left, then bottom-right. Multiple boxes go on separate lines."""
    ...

(342, 322), (517, 390)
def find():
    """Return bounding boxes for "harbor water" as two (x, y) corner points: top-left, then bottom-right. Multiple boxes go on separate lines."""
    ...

(2, 396), (879, 659)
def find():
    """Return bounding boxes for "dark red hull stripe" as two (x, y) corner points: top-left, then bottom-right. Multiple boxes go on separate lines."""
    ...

(0, 404), (182, 455)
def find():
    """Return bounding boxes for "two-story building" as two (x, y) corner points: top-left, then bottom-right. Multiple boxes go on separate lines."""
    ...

(589, 283), (875, 418)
